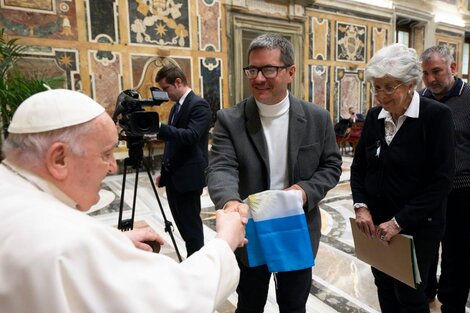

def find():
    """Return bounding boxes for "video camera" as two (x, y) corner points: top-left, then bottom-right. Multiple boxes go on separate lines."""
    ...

(112, 88), (169, 137)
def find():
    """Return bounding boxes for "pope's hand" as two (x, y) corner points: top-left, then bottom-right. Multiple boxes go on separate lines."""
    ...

(215, 210), (248, 250)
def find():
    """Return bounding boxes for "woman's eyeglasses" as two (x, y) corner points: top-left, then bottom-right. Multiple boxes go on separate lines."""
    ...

(371, 83), (403, 95)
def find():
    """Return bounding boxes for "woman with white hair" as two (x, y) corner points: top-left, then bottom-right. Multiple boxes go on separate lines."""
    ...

(350, 43), (455, 312)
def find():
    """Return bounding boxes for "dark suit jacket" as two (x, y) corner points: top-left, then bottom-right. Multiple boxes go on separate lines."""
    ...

(206, 94), (342, 265)
(158, 91), (211, 192)
(351, 96), (455, 239)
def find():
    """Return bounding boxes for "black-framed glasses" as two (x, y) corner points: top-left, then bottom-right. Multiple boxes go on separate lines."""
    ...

(243, 65), (291, 79)
(371, 83), (403, 95)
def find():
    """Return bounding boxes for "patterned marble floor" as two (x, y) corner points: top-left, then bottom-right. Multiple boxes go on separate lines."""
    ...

(89, 155), (469, 313)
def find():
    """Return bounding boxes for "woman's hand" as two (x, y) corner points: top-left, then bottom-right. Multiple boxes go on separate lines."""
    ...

(355, 207), (375, 239)
(376, 219), (402, 246)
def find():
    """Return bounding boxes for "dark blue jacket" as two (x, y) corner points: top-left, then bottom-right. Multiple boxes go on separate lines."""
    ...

(158, 91), (211, 192)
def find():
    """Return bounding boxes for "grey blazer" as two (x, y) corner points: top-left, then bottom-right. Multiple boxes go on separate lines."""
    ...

(206, 94), (342, 265)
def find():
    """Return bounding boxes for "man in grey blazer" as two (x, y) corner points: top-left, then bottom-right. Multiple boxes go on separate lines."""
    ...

(206, 33), (342, 313)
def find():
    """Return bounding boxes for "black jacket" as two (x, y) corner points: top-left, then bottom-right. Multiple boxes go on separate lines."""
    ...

(351, 96), (455, 239)
(158, 91), (211, 192)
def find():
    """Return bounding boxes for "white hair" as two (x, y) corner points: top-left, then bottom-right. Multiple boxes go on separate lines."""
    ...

(2, 121), (93, 167)
(365, 43), (422, 85)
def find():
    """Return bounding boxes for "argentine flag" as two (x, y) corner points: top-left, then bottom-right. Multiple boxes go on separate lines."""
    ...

(245, 189), (314, 272)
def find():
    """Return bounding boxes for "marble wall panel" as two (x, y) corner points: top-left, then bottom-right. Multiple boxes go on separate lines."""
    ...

(128, 0), (190, 48)
(89, 50), (122, 115)
(438, 0), (456, 4)
(200, 57), (221, 126)
(308, 64), (329, 110)
(308, 9), (390, 117)
(130, 55), (192, 123)
(334, 67), (365, 121)
(309, 17), (330, 61)
(438, 40), (458, 62)
(371, 27), (387, 58)
(413, 26), (425, 57)
(0, 0), (78, 39)
(436, 34), (463, 70)
(15, 48), (80, 90)
(14, 57), (67, 89)
(197, 0), (220, 52)
(86, 0), (118, 43)
(336, 22), (366, 63)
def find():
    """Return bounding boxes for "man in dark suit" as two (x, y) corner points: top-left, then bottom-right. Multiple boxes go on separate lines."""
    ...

(206, 33), (342, 313)
(156, 64), (211, 257)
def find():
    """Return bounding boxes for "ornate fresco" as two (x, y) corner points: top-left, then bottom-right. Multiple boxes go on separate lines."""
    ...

(0, 0), (225, 122)
(336, 22), (366, 63)
(0, 0), (77, 39)
(128, 0), (190, 47)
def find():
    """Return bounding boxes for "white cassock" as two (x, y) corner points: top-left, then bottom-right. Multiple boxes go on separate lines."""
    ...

(0, 162), (239, 313)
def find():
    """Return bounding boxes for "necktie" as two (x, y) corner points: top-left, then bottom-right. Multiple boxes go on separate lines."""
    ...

(171, 102), (181, 125)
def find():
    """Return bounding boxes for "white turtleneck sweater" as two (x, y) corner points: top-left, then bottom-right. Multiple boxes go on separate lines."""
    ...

(256, 93), (290, 189)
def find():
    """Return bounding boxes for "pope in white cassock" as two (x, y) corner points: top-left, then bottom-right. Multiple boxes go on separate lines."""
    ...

(0, 89), (247, 313)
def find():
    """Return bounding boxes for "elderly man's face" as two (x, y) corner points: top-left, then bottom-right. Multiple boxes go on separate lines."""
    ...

(67, 113), (118, 211)
(247, 48), (295, 105)
(422, 53), (456, 100)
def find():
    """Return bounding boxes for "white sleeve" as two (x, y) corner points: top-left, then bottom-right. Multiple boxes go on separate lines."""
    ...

(57, 229), (239, 313)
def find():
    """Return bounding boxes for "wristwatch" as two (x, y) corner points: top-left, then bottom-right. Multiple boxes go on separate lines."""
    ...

(353, 203), (368, 210)
(392, 217), (402, 230)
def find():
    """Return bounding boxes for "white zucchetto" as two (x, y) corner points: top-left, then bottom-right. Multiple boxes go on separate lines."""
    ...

(8, 89), (105, 134)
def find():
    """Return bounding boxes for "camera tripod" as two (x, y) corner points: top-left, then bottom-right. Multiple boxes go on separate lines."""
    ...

(117, 136), (182, 262)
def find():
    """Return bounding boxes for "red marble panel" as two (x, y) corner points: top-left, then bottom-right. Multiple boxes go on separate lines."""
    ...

(197, 0), (220, 51)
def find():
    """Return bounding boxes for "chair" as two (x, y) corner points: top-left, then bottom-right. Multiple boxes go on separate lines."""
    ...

(336, 121), (363, 155)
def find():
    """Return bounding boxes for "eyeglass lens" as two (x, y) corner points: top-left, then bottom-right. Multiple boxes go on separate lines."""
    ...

(244, 66), (289, 78)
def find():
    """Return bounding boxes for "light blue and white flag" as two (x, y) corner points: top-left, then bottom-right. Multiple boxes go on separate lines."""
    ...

(245, 189), (314, 272)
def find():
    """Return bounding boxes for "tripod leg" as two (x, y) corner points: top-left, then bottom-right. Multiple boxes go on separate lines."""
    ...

(117, 158), (136, 231)
(143, 158), (183, 262)
(117, 159), (128, 230)
(130, 162), (140, 231)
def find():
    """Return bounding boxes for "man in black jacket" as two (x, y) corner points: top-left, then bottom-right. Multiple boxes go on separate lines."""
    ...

(421, 45), (470, 313)
(156, 64), (212, 257)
